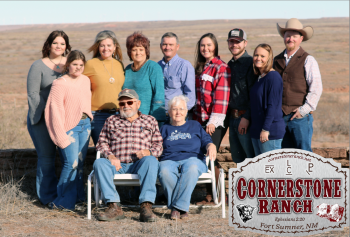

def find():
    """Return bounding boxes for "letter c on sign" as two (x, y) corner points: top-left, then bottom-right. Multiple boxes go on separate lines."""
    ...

(237, 177), (247, 200)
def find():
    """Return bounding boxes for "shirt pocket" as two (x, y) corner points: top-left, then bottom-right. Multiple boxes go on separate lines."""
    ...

(110, 127), (126, 141)
(139, 126), (153, 143)
(167, 76), (181, 89)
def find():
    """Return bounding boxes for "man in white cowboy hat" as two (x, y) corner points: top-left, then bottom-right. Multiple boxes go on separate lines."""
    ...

(273, 18), (322, 152)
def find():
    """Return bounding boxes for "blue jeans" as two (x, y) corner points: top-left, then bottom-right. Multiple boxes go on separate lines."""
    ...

(52, 118), (91, 210)
(27, 114), (58, 205)
(91, 111), (119, 146)
(158, 157), (207, 212)
(229, 116), (255, 162)
(251, 138), (282, 156)
(282, 113), (313, 152)
(93, 156), (159, 204)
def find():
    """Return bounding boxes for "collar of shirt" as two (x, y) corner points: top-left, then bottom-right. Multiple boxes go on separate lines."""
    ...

(284, 47), (300, 60)
(230, 50), (249, 64)
(113, 111), (147, 125)
(205, 56), (221, 67)
(161, 54), (179, 66)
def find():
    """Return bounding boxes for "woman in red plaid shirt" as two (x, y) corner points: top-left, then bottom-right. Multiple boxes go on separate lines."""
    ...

(193, 33), (231, 205)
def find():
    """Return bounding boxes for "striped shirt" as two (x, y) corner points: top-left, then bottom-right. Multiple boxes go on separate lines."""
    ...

(96, 112), (163, 163)
(193, 56), (231, 125)
(284, 48), (323, 116)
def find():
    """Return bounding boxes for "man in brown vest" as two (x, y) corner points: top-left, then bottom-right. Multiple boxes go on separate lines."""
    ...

(273, 18), (322, 152)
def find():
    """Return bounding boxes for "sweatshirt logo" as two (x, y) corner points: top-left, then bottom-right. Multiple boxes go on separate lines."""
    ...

(167, 130), (191, 141)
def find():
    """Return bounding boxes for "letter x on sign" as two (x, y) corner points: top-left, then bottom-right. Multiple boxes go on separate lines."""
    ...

(265, 165), (274, 173)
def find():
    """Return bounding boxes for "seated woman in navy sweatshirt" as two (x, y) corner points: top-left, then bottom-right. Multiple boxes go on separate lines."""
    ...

(158, 95), (216, 220)
(250, 44), (285, 156)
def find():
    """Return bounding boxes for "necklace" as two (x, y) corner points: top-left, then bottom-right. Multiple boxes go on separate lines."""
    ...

(131, 59), (147, 72)
(258, 72), (266, 82)
(49, 56), (62, 69)
(101, 60), (115, 84)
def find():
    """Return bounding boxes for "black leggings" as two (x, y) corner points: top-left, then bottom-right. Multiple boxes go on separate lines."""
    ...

(202, 116), (229, 166)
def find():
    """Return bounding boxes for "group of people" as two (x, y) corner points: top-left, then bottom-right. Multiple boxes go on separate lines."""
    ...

(26, 18), (322, 221)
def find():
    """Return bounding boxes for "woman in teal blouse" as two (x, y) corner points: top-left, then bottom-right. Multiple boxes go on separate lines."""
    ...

(123, 31), (166, 123)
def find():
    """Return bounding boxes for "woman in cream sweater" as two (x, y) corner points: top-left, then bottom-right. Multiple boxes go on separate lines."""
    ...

(45, 50), (93, 210)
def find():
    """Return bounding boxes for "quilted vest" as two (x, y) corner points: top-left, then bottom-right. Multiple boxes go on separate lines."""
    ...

(273, 47), (309, 115)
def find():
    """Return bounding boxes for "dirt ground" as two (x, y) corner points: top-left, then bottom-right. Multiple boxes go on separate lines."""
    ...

(0, 202), (349, 237)
(0, 177), (348, 237)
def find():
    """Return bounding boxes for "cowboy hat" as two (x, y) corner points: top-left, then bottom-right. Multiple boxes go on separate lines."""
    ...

(277, 18), (314, 41)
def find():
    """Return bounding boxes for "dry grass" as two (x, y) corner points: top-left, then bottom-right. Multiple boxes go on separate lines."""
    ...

(0, 176), (348, 236)
(313, 92), (349, 143)
(0, 105), (32, 150)
(0, 18), (348, 149)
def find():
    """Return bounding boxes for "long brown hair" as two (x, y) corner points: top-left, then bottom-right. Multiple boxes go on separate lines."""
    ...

(252, 43), (273, 75)
(42, 30), (71, 58)
(194, 33), (218, 76)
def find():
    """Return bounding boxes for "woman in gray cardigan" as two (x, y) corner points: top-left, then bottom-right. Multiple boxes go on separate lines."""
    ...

(27, 30), (71, 206)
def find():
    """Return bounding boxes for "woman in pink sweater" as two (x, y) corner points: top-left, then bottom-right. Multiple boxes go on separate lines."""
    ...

(45, 50), (93, 210)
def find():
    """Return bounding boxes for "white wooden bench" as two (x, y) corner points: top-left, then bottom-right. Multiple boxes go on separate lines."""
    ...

(87, 151), (225, 219)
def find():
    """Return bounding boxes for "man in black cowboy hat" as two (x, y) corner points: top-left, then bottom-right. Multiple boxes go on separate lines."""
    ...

(273, 18), (322, 152)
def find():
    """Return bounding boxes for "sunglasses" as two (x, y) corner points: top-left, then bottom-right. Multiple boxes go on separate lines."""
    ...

(118, 101), (136, 107)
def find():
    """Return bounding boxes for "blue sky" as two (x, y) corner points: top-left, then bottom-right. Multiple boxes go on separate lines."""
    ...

(1, 1), (348, 25)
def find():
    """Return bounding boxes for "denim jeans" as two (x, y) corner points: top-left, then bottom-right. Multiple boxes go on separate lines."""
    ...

(91, 111), (119, 146)
(251, 138), (283, 156)
(158, 157), (207, 212)
(229, 116), (255, 162)
(27, 114), (58, 205)
(282, 113), (313, 152)
(93, 156), (159, 204)
(51, 118), (91, 210)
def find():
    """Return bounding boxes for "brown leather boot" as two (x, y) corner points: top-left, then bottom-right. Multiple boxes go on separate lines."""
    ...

(97, 202), (125, 221)
(139, 202), (157, 222)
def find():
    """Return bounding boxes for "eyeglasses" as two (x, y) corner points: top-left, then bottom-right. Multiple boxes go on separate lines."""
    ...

(171, 108), (186, 112)
(119, 101), (136, 107)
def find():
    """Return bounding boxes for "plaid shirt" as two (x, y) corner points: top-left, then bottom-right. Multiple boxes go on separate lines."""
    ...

(96, 112), (163, 163)
(193, 56), (231, 123)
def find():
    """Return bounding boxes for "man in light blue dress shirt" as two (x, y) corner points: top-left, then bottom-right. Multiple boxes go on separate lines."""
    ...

(158, 32), (195, 120)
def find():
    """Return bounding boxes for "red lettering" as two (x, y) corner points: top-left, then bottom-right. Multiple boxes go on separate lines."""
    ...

(286, 179), (294, 198)
(248, 179), (256, 198)
(277, 179), (285, 198)
(334, 179), (341, 198)
(270, 200), (280, 213)
(258, 199), (269, 214)
(303, 199), (313, 213)
(295, 179), (303, 198)
(304, 179), (313, 198)
(313, 179), (322, 198)
(258, 179), (266, 198)
(237, 177), (247, 200)
(281, 200), (291, 213)
(293, 199), (302, 213)
(267, 179), (277, 198)
(323, 179), (333, 198)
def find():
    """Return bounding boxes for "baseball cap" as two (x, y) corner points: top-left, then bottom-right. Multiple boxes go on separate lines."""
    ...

(118, 88), (139, 100)
(227, 28), (247, 41)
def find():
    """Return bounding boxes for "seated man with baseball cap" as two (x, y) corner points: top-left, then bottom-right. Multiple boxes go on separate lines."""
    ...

(93, 88), (163, 222)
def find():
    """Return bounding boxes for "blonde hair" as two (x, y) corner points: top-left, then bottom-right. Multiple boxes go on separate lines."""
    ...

(253, 43), (273, 75)
(87, 30), (123, 62)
